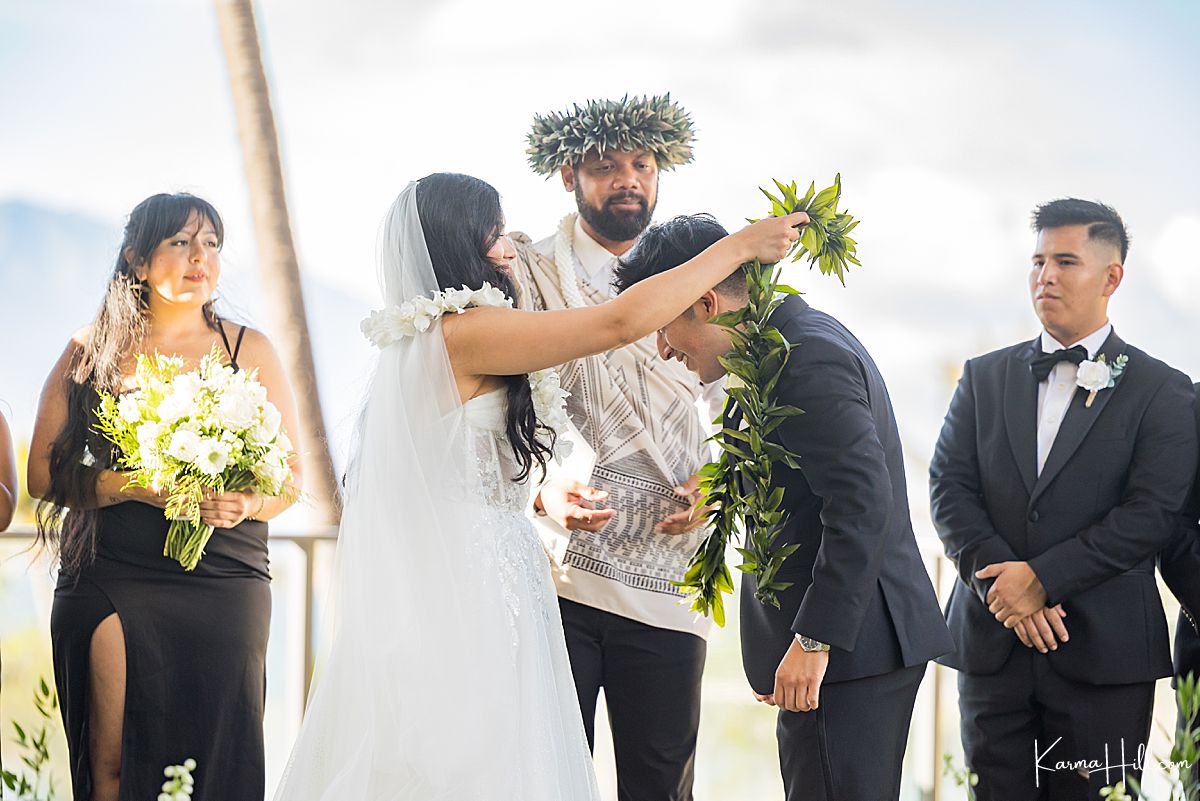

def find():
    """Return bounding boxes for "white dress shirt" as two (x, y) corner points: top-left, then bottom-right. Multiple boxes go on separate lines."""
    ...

(1036, 323), (1112, 475)
(571, 216), (620, 298)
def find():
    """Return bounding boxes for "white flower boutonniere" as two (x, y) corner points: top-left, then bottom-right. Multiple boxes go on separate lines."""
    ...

(1076, 353), (1129, 408)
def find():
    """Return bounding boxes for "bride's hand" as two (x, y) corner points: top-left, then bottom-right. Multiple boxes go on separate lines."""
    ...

(735, 211), (808, 264)
(534, 476), (615, 533)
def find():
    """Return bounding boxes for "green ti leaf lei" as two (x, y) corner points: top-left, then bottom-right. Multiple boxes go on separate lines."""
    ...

(677, 175), (860, 625)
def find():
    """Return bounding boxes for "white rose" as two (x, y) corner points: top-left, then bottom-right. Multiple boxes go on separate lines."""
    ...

(167, 429), (202, 463)
(252, 450), (291, 491)
(172, 372), (204, 405)
(249, 402), (283, 445)
(194, 438), (232, 477)
(216, 386), (260, 430)
(1076, 360), (1112, 392)
(156, 391), (191, 425)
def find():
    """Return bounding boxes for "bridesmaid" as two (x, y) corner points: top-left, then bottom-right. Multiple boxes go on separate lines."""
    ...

(1, 408), (15, 531)
(27, 193), (302, 801)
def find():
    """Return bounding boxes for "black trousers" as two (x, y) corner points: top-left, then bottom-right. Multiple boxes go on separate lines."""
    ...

(776, 662), (925, 801)
(958, 647), (1155, 800)
(559, 598), (707, 801)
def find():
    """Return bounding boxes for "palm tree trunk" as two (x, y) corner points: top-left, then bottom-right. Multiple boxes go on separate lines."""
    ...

(214, 0), (341, 524)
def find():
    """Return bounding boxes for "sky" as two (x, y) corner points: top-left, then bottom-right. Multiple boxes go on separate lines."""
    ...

(2, 3), (1199, 796)
(2, 0), (1200, 526)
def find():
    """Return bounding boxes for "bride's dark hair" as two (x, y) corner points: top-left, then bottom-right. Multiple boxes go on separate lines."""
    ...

(415, 172), (555, 482)
(37, 193), (225, 575)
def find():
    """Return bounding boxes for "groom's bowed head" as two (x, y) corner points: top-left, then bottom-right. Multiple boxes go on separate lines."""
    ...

(612, 214), (748, 384)
(526, 94), (695, 249)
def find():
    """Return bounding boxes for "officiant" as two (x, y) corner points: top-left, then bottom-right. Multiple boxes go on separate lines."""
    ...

(509, 95), (720, 801)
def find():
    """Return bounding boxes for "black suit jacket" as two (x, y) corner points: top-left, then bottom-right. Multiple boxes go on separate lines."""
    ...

(1159, 384), (1200, 679)
(739, 296), (953, 695)
(930, 330), (1197, 685)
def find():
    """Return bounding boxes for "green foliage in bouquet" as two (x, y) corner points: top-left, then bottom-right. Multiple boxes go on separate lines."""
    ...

(677, 176), (860, 623)
(94, 346), (297, 571)
(1, 678), (59, 801)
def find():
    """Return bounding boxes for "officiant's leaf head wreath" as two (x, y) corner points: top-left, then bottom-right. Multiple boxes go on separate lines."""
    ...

(413, 172), (558, 481)
(526, 93), (695, 177)
(36, 193), (226, 576)
(614, 177), (860, 624)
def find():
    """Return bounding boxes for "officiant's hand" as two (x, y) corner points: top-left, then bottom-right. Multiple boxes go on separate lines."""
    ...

(1013, 604), (1069, 652)
(535, 477), (615, 533)
(977, 561), (1048, 626)
(655, 474), (713, 535)
(767, 640), (829, 713)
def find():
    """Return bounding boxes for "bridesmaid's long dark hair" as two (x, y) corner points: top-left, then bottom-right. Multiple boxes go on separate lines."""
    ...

(37, 193), (225, 575)
(415, 172), (555, 483)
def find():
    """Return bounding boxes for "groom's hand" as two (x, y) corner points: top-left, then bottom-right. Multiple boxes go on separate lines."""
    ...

(534, 476), (615, 533)
(655, 474), (713, 535)
(977, 561), (1048, 626)
(771, 640), (829, 713)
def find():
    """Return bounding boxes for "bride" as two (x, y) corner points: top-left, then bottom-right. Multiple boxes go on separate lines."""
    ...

(273, 173), (803, 800)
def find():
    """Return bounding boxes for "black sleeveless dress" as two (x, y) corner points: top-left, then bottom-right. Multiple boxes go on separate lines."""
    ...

(50, 325), (272, 801)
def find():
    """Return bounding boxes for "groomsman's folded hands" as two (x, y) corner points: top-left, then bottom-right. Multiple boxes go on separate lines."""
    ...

(976, 560), (1072, 652)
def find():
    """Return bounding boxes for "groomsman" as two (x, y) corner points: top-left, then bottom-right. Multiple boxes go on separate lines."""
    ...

(930, 198), (1198, 799)
(615, 214), (954, 801)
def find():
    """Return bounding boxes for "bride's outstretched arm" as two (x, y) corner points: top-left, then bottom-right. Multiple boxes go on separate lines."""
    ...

(443, 212), (806, 377)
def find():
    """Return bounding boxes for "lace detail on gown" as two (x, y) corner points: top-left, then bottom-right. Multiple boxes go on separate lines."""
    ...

(459, 391), (600, 800)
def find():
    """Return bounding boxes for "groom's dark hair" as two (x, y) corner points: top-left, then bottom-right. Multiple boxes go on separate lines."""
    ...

(1032, 198), (1130, 262)
(613, 214), (746, 302)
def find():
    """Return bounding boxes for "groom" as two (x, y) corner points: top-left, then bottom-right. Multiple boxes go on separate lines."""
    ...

(614, 214), (954, 800)
(930, 198), (1197, 799)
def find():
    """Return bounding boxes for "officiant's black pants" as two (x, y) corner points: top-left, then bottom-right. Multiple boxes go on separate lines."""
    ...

(958, 647), (1154, 801)
(777, 662), (925, 801)
(560, 599), (706, 801)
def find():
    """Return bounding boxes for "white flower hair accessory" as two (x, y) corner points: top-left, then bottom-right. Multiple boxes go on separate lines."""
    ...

(361, 283), (573, 460)
(1076, 353), (1129, 408)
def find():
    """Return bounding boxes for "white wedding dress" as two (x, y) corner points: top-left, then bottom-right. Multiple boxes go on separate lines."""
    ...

(456, 389), (601, 798)
(272, 184), (600, 801)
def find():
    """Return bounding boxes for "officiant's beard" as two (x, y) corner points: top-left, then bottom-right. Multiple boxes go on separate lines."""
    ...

(576, 186), (656, 242)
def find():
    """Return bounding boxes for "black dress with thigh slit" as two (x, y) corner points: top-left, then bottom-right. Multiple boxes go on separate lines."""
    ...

(50, 324), (272, 800)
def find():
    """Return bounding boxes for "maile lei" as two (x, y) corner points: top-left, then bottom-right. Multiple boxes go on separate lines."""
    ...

(679, 176), (861, 625)
(360, 284), (573, 461)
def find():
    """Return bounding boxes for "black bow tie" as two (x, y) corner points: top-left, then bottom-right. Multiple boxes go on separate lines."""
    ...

(1030, 344), (1088, 382)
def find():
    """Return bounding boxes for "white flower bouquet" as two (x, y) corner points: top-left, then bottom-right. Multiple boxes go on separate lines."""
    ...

(95, 346), (296, 570)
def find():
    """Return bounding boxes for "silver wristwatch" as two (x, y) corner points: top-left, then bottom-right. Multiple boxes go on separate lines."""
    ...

(795, 634), (831, 652)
